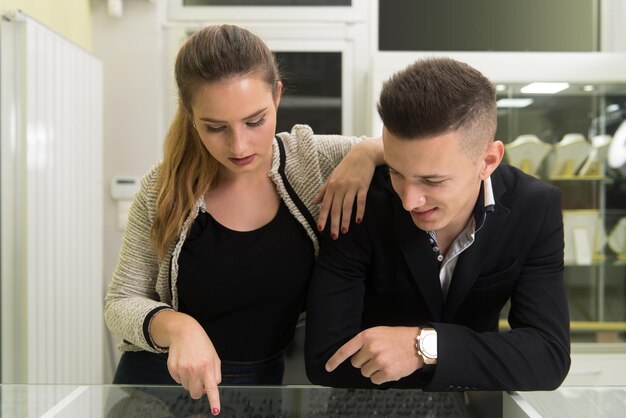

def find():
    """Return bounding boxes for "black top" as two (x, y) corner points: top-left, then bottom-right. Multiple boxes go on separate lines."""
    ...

(177, 200), (314, 362)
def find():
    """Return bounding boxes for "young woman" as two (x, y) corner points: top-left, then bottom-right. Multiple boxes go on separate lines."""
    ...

(104, 24), (382, 415)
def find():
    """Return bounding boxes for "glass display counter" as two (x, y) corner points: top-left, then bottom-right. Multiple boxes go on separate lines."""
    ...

(507, 386), (626, 418)
(1, 384), (624, 418)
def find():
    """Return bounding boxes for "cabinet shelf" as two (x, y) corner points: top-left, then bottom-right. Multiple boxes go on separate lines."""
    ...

(549, 175), (608, 181)
(499, 320), (626, 333)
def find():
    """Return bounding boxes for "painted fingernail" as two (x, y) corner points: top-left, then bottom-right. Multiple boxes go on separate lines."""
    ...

(331, 233), (338, 240)
(356, 217), (362, 224)
(341, 227), (348, 234)
(317, 224), (323, 231)
(212, 407), (220, 415)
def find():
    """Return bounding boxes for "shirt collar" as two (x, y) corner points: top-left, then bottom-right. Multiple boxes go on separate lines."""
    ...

(473, 176), (495, 232)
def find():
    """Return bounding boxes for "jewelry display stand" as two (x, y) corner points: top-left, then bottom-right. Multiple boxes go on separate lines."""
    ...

(562, 210), (606, 265)
(504, 134), (552, 177)
(608, 217), (626, 262)
(550, 133), (591, 179)
(578, 134), (613, 177)
(608, 120), (626, 176)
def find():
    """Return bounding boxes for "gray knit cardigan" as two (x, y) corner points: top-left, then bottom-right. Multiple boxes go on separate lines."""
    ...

(104, 125), (362, 353)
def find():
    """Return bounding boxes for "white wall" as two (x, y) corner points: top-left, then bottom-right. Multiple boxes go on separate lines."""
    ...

(1, 0), (93, 51)
(601, 0), (626, 51)
(566, 353), (626, 385)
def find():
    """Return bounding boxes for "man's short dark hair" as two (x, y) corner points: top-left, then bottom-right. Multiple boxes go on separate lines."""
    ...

(377, 57), (496, 160)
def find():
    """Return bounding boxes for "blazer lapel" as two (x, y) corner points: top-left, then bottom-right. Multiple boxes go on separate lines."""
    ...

(391, 195), (444, 321)
(443, 172), (510, 321)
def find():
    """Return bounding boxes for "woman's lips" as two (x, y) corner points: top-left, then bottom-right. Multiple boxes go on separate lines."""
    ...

(229, 155), (255, 166)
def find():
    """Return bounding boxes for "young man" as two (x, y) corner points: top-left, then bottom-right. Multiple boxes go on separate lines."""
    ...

(305, 57), (570, 391)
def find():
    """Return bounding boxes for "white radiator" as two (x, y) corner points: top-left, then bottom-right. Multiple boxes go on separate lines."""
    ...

(1, 11), (103, 384)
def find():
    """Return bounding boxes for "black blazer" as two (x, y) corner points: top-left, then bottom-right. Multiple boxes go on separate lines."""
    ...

(305, 165), (570, 391)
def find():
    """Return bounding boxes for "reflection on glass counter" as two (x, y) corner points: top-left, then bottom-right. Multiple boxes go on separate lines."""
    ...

(2, 384), (624, 418)
(0, 385), (482, 418)
(510, 386), (626, 418)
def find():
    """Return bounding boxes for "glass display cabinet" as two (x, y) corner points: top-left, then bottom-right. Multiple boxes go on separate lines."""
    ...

(495, 81), (626, 337)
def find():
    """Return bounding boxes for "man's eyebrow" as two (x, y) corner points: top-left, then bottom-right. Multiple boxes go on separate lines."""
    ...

(199, 107), (267, 123)
(386, 165), (447, 180)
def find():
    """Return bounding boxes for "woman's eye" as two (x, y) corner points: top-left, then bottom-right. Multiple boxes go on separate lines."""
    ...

(205, 125), (225, 133)
(247, 117), (266, 128)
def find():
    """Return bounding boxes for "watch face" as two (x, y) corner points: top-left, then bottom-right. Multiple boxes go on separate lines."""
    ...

(421, 333), (438, 358)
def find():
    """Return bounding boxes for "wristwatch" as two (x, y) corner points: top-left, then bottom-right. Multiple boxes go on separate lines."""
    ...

(416, 328), (438, 365)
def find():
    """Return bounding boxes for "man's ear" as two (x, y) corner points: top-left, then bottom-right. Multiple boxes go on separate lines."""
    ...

(480, 140), (504, 180)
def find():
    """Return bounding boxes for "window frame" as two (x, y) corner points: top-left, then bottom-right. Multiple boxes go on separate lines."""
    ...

(166, 0), (368, 23)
